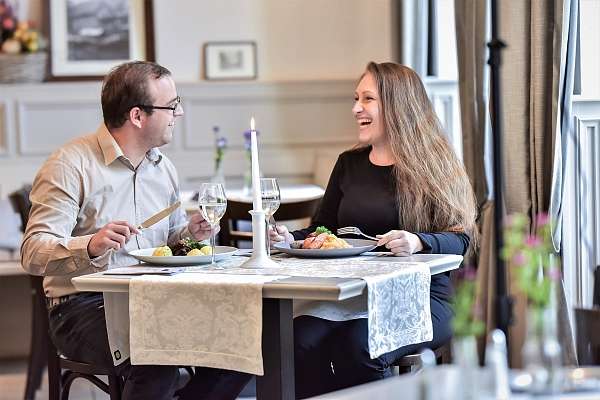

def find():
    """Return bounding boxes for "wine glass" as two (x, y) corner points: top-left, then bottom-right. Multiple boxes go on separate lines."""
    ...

(198, 182), (227, 265)
(260, 178), (281, 256)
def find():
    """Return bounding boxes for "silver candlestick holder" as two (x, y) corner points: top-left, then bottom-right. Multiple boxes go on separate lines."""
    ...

(240, 209), (279, 269)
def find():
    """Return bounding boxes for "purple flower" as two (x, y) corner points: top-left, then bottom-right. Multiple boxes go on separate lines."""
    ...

(243, 129), (259, 151)
(464, 267), (477, 281)
(216, 137), (227, 149)
(548, 266), (561, 282)
(512, 252), (526, 266)
(536, 212), (550, 227)
(457, 265), (477, 281)
(525, 235), (542, 247)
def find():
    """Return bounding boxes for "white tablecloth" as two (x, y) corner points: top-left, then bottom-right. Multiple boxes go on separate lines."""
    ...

(103, 255), (432, 372)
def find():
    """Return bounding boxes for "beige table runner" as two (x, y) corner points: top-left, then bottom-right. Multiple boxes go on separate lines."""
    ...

(129, 273), (284, 375)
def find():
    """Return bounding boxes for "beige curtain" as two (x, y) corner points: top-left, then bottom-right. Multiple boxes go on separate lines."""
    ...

(498, 0), (577, 367)
(454, 0), (496, 360)
(456, 0), (577, 367)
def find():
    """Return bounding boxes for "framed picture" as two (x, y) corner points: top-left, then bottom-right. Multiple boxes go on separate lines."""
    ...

(46, 0), (155, 81)
(203, 42), (257, 80)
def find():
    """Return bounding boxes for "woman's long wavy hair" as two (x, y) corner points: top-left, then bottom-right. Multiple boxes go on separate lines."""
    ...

(363, 62), (477, 241)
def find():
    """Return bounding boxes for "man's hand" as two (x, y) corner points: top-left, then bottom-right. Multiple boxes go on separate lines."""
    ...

(376, 230), (423, 256)
(88, 221), (139, 258)
(188, 212), (215, 241)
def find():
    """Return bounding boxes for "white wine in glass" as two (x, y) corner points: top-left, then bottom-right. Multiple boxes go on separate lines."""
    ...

(198, 182), (227, 265)
(260, 178), (281, 255)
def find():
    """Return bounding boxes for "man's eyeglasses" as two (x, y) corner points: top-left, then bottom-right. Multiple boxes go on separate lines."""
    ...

(135, 96), (183, 116)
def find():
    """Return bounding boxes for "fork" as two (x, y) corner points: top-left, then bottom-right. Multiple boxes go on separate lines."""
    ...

(336, 226), (378, 241)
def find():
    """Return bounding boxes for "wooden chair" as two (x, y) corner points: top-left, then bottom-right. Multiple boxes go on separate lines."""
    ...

(9, 186), (124, 400)
(219, 197), (321, 247)
(573, 265), (600, 366)
(574, 307), (600, 366)
(392, 342), (452, 374)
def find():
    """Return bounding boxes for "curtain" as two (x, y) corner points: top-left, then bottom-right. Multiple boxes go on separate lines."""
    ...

(549, 0), (580, 251)
(454, 0), (495, 360)
(456, 0), (577, 366)
(498, 0), (576, 367)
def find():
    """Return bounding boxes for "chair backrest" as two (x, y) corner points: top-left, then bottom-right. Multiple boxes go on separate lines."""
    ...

(219, 197), (321, 247)
(593, 266), (600, 307)
(8, 185), (32, 233)
(574, 307), (600, 365)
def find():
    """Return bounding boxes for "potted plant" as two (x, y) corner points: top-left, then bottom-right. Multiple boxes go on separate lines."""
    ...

(502, 212), (562, 393)
(211, 126), (228, 186)
(451, 266), (485, 398)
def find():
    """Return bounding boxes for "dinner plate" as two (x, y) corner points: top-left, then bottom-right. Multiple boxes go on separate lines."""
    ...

(129, 246), (238, 266)
(273, 238), (377, 258)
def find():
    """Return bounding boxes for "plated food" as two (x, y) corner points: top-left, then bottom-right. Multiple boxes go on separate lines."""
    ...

(130, 238), (236, 265)
(151, 238), (212, 256)
(275, 227), (376, 258)
(291, 226), (351, 250)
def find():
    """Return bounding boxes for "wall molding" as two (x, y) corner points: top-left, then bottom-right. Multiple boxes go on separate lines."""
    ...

(0, 79), (459, 197)
(563, 110), (600, 310)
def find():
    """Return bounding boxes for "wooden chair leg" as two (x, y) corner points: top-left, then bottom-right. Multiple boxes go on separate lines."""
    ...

(24, 288), (48, 400)
(47, 341), (61, 400)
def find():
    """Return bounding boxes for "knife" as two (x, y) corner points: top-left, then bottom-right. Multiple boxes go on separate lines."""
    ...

(137, 201), (181, 230)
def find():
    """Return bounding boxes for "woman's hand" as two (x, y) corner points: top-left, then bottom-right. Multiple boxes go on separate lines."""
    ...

(376, 230), (423, 256)
(269, 224), (294, 244)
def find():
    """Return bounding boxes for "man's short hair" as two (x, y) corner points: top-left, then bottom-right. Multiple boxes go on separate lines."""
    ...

(101, 61), (172, 130)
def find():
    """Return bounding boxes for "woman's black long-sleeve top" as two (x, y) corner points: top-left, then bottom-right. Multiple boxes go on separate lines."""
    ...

(292, 147), (470, 302)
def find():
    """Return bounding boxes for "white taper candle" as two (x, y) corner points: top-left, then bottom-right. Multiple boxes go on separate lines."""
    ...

(250, 117), (262, 211)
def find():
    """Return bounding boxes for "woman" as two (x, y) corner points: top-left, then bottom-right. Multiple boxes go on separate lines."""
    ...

(270, 62), (478, 398)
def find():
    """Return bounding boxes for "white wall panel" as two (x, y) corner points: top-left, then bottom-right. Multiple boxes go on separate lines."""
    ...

(0, 79), (458, 197)
(17, 101), (101, 156)
(563, 111), (600, 309)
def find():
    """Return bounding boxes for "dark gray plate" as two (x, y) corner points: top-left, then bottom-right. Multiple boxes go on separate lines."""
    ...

(273, 238), (377, 258)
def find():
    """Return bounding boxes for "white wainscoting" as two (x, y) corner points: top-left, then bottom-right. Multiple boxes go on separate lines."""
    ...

(0, 79), (459, 198)
(563, 100), (600, 309)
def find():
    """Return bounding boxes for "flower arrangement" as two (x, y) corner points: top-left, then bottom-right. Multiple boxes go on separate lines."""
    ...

(0, 1), (44, 54)
(452, 266), (485, 338)
(213, 126), (227, 172)
(242, 129), (258, 192)
(502, 213), (559, 311)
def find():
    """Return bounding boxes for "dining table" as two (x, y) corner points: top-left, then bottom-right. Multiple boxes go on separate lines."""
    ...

(312, 364), (600, 400)
(72, 252), (462, 400)
(181, 183), (325, 213)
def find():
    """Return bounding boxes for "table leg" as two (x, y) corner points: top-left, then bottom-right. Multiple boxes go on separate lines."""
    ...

(256, 298), (295, 400)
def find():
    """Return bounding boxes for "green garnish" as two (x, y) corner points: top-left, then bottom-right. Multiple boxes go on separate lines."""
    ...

(181, 237), (206, 250)
(315, 226), (332, 235)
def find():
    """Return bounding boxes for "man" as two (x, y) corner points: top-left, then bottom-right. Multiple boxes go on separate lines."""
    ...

(21, 61), (250, 399)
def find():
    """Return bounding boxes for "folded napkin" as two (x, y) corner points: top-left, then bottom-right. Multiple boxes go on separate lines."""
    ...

(129, 273), (284, 375)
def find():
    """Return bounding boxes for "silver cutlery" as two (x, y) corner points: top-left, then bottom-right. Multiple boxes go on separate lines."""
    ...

(336, 226), (379, 241)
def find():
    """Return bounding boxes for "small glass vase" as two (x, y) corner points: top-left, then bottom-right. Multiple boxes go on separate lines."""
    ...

(452, 335), (480, 399)
(211, 162), (226, 187)
(521, 306), (562, 394)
